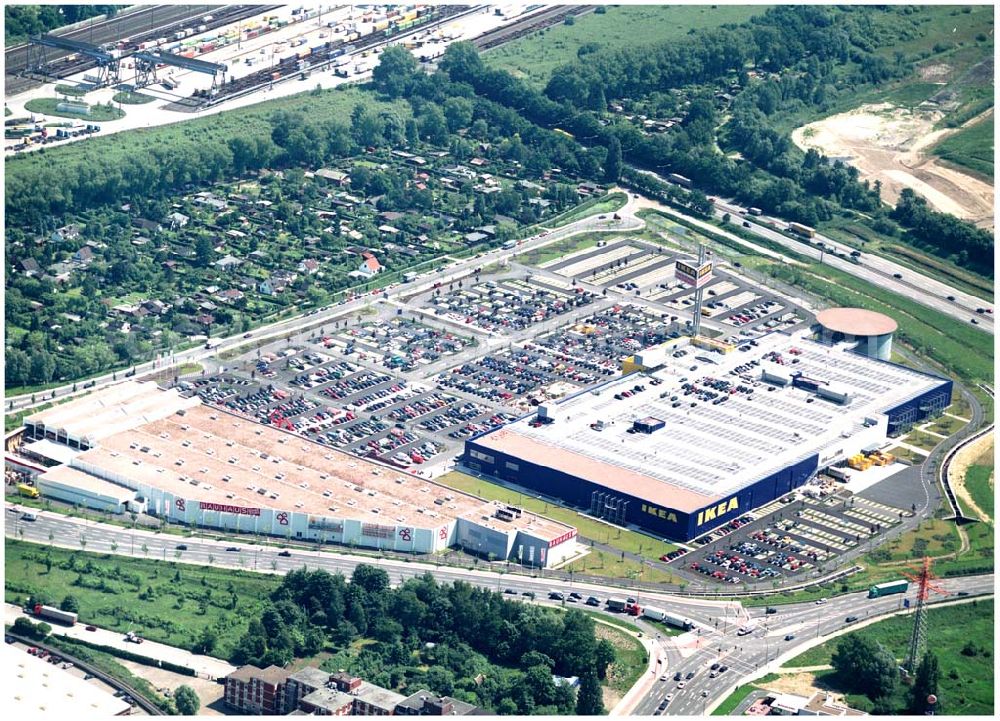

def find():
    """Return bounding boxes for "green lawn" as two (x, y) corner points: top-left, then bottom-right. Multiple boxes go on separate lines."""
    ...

(4, 539), (279, 659)
(781, 600), (993, 716)
(24, 97), (125, 121)
(712, 674), (779, 716)
(544, 192), (627, 227)
(904, 430), (946, 452)
(112, 91), (156, 105)
(924, 413), (969, 436)
(964, 465), (994, 520)
(486, 5), (770, 87)
(931, 113), (994, 180)
(564, 552), (680, 585)
(594, 622), (648, 697)
(435, 471), (679, 559)
(519, 232), (607, 267)
(54, 84), (87, 97)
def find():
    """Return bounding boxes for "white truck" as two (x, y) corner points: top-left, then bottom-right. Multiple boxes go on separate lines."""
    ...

(737, 620), (758, 636)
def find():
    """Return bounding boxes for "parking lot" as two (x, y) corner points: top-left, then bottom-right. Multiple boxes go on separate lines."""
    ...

(317, 317), (474, 373)
(668, 485), (912, 586)
(423, 276), (598, 333)
(539, 238), (806, 344)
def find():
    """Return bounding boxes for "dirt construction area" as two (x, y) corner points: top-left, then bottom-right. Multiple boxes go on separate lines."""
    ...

(792, 103), (994, 230)
(116, 659), (226, 715)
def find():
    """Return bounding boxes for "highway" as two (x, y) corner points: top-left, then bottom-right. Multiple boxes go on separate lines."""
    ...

(6, 506), (993, 716)
(710, 198), (995, 333)
(629, 168), (993, 332)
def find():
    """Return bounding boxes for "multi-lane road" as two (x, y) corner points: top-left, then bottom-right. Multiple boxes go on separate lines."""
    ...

(710, 197), (995, 332)
(7, 505), (993, 716)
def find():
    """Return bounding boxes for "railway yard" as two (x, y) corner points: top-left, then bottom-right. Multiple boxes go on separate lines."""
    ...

(4, 4), (581, 152)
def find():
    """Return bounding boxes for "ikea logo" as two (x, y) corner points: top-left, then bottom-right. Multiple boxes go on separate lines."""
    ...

(696, 497), (739, 527)
(641, 504), (678, 524)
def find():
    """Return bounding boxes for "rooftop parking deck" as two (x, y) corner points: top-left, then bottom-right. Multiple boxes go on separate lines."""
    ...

(473, 330), (946, 509)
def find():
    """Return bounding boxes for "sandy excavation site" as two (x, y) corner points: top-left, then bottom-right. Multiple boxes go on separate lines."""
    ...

(792, 103), (994, 231)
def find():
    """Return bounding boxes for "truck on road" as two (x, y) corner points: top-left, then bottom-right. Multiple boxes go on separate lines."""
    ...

(204, 338), (222, 349)
(868, 579), (908, 598)
(736, 620), (758, 636)
(606, 597), (627, 613)
(33, 604), (77, 626)
(787, 222), (816, 239)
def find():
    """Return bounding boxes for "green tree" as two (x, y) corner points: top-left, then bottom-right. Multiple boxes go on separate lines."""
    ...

(174, 684), (200, 715)
(194, 236), (215, 268)
(193, 626), (218, 655)
(909, 651), (941, 714)
(443, 96), (474, 133)
(372, 45), (419, 98)
(59, 595), (80, 613)
(576, 669), (605, 715)
(831, 635), (899, 700)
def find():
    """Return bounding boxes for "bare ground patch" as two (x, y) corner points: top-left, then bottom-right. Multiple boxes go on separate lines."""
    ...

(792, 104), (994, 229)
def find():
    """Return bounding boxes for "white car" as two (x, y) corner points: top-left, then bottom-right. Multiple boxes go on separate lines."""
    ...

(660, 674), (668, 681)
(815, 598), (827, 605)
(677, 681), (686, 689)
(664, 694), (674, 702)
(701, 690), (709, 697)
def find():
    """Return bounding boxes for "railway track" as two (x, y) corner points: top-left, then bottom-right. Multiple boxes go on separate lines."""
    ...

(5, 5), (272, 96)
(197, 4), (482, 108)
(472, 4), (595, 51)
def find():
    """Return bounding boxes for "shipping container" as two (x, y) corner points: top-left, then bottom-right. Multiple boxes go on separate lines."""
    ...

(868, 580), (908, 598)
(33, 604), (77, 626)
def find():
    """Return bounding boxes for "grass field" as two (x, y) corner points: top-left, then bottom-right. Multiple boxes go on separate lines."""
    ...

(54, 84), (87, 97)
(24, 97), (124, 121)
(8, 86), (404, 181)
(594, 622), (648, 697)
(112, 91), (156, 105)
(924, 413), (969, 436)
(564, 551), (680, 585)
(904, 430), (946, 452)
(964, 465), (994, 520)
(485, 5), (769, 87)
(711, 674), (779, 716)
(4, 539), (278, 659)
(781, 600), (993, 715)
(931, 113), (994, 180)
(435, 471), (679, 559)
(544, 192), (627, 227)
(879, 518), (960, 562)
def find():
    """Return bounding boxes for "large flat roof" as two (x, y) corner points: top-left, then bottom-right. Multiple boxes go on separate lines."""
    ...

(473, 331), (946, 512)
(56, 395), (570, 541)
(37, 464), (137, 503)
(25, 381), (198, 442)
(7, 644), (132, 716)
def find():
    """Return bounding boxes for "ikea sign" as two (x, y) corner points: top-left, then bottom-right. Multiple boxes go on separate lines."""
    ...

(696, 497), (739, 527)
